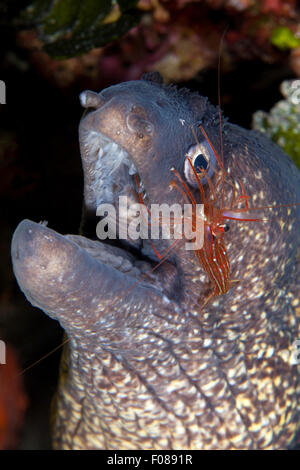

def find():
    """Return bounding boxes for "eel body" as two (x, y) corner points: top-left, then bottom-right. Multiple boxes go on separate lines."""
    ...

(11, 73), (300, 449)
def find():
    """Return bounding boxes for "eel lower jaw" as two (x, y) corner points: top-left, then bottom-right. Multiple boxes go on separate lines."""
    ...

(11, 219), (181, 335)
(65, 232), (179, 299)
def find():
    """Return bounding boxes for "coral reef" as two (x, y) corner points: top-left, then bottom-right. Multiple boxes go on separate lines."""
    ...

(6, 0), (299, 88)
(253, 79), (300, 168)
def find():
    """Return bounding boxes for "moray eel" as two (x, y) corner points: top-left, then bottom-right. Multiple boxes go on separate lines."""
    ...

(11, 73), (300, 449)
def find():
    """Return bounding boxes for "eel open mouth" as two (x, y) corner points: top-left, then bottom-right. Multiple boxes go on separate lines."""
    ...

(75, 122), (178, 296)
(11, 96), (182, 317)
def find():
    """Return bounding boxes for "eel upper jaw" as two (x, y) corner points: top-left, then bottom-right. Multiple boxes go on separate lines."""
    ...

(79, 127), (147, 215)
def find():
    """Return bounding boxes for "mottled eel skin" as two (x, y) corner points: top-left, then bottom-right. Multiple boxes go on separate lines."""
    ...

(11, 73), (300, 449)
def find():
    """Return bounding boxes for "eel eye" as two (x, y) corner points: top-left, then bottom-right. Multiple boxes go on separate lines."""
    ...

(184, 141), (217, 188)
(193, 154), (208, 172)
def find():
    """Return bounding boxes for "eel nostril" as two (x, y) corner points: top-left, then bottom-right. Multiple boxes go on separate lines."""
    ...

(79, 90), (106, 109)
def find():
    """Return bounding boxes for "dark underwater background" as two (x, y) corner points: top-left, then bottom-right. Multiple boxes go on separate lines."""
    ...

(0, 0), (299, 449)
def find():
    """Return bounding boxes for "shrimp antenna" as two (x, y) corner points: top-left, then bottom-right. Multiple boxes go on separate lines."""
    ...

(218, 26), (228, 209)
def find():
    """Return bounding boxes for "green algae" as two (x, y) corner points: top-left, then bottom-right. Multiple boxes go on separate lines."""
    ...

(252, 80), (300, 169)
(20, 0), (140, 59)
(270, 27), (300, 50)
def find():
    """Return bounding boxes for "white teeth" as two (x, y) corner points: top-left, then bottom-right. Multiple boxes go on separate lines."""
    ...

(83, 128), (150, 206)
(111, 142), (118, 153)
(128, 163), (137, 175)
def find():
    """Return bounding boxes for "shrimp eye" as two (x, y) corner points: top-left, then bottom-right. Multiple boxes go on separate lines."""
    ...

(218, 224), (230, 234)
(184, 140), (217, 188)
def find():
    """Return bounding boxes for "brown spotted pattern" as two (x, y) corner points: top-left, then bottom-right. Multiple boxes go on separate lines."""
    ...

(11, 76), (300, 449)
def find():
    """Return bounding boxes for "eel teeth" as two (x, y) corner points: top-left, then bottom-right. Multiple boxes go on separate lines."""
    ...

(128, 163), (137, 175)
(83, 128), (149, 207)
